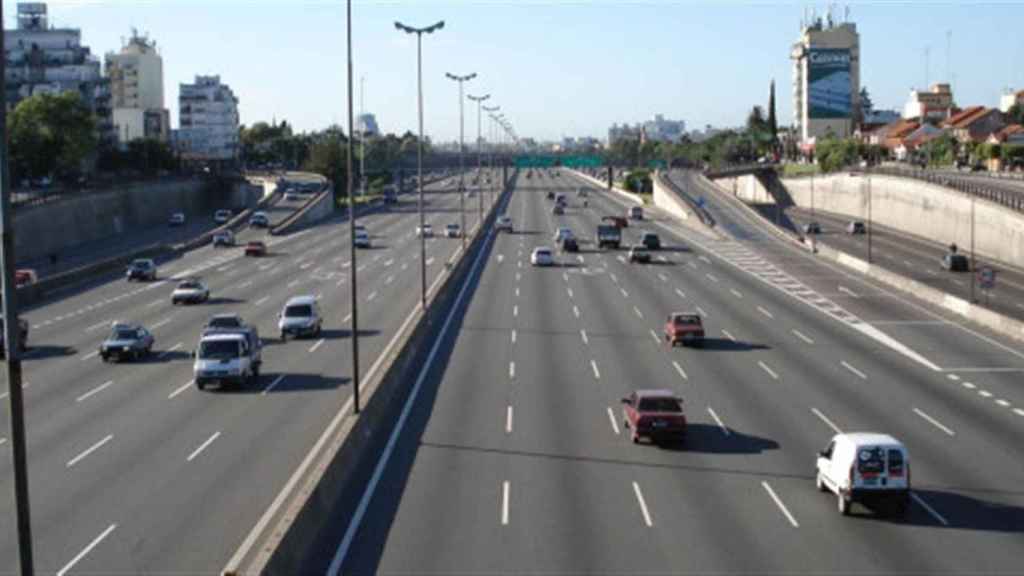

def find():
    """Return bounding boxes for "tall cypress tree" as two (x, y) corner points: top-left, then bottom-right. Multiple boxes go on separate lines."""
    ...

(767, 79), (778, 143)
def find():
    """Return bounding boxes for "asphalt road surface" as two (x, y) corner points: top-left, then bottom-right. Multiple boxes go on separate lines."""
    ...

(0, 170), (501, 574)
(334, 168), (1024, 574)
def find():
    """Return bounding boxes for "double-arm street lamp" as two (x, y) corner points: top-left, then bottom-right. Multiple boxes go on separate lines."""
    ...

(445, 72), (475, 249)
(467, 93), (490, 222)
(395, 19), (444, 308)
(482, 105), (500, 209)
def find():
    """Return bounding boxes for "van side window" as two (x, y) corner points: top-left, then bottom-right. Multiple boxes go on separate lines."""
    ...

(888, 449), (904, 476)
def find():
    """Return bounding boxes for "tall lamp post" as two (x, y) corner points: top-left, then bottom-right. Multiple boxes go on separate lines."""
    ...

(445, 72), (475, 249)
(396, 19), (445, 308)
(483, 105), (500, 209)
(468, 94), (490, 222)
(490, 112), (506, 207)
(0, 2), (36, 573)
(346, 0), (361, 414)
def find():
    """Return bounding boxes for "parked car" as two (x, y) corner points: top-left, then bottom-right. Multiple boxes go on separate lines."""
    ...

(664, 312), (705, 347)
(816, 433), (910, 516)
(941, 253), (969, 272)
(214, 209), (232, 224)
(244, 241), (268, 257)
(99, 322), (154, 362)
(641, 232), (661, 250)
(847, 221), (866, 235)
(531, 247), (554, 267)
(621, 390), (687, 445)
(126, 259), (157, 281)
(168, 212), (186, 227)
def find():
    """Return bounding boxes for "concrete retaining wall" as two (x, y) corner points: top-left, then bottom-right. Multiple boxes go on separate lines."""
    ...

(772, 173), (1024, 268)
(14, 178), (261, 263)
(715, 175), (775, 204)
(653, 173), (693, 220)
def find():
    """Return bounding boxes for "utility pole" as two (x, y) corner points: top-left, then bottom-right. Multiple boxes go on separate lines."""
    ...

(468, 94), (490, 223)
(347, 0), (361, 414)
(445, 72), (475, 249)
(0, 2), (36, 572)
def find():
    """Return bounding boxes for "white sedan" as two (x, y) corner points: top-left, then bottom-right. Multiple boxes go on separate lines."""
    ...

(531, 247), (554, 267)
(417, 224), (434, 237)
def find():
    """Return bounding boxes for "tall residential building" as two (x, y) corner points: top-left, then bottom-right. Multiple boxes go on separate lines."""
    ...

(790, 13), (860, 144)
(105, 29), (169, 144)
(176, 75), (240, 161)
(641, 114), (687, 142)
(903, 83), (955, 122)
(4, 2), (113, 142)
(608, 123), (640, 144)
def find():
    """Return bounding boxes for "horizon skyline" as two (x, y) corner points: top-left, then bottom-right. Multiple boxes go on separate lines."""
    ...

(4, 1), (1023, 142)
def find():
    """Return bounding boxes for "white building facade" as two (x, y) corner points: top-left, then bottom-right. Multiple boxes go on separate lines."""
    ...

(791, 15), (860, 143)
(176, 75), (240, 161)
(106, 30), (169, 143)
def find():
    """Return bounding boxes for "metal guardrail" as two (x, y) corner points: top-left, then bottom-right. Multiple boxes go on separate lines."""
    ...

(703, 163), (779, 179)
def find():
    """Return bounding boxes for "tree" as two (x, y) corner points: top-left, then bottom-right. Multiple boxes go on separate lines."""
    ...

(767, 80), (778, 143)
(816, 137), (859, 173)
(1007, 103), (1024, 126)
(303, 128), (348, 200)
(9, 92), (97, 182)
(747, 106), (768, 134)
(858, 87), (874, 126)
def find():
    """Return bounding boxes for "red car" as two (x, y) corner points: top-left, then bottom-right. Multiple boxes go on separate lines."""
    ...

(244, 241), (267, 257)
(602, 215), (628, 229)
(621, 390), (687, 445)
(664, 312), (705, 347)
(15, 269), (37, 287)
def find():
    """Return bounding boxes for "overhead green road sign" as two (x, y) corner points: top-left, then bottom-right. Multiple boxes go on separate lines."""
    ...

(514, 155), (603, 168)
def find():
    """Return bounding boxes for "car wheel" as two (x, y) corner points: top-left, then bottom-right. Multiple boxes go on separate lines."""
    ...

(196, 380), (206, 391)
(100, 354), (108, 362)
(816, 472), (827, 492)
(631, 433), (640, 444)
(280, 332), (287, 342)
(838, 492), (851, 515)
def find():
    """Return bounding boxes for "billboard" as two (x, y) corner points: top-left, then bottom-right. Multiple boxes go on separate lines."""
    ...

(807, 48), (852, 119)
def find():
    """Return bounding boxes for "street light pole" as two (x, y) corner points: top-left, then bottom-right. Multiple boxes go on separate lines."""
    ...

(483, 105), (500, 210)
(445, 72), (476, 250)
(468, 93), (490, 223)
(0, 2), (36, 572)
(971, 194), (976, 302)
(347, 0), (361, 414)
(396, 19), (445, 309)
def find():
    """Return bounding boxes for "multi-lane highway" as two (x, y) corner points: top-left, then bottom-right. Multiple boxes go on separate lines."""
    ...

(0, 171), (500, 574)
(334, 168), (1024, 574)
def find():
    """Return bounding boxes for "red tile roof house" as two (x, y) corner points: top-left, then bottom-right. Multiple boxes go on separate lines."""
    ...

(942, 106), (1005, 143)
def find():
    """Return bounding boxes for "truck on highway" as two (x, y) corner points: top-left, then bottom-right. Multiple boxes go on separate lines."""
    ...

(193, 326), (262, 390)
(596, 224), (621, 249)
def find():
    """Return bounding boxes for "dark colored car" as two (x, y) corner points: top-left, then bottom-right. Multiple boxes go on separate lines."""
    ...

(126, 259), (157, 281)
(561, 237), (579, 253)
(804, 222), (822, 235)
(245, 241), (267, 257)
(641, 232), (661, 250)
(664, 312), (705, 347)
(847, 221), (866, 235)
(942, 253), (969, 272)
(621, 389), (687, 445)
(100, 323), (154, 362)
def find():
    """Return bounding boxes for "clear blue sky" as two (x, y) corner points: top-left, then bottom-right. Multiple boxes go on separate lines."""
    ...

(7, 0), (1024, 142)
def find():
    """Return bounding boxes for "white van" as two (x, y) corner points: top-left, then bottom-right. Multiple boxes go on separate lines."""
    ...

(278, 295), (323, 340)
(816, 432), (910, 516)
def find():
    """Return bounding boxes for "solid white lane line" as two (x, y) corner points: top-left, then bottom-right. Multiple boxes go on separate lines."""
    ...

(607, 407), (621, 435)
(590, 360), (601, 380)
(580, 329), (589, 345)
(730, 289), (743, 299)
(501, 481), (510, 526)
(649, 329), (661, 343)
(511, 329), (517, 345)
(509, 361), (516, 379)
(841, 361), (868, 380)
(80, 350), (99, 361)
(573, 305), (580, 318)
(811, 407), (843, 434)
(187, 431), (222, 462)
(506, 406), (513, 434)
(913, 407), (955, 436)
(309, 338), (326, 353)
(261, 375), (286, 395)
(758, 361), (779, 380)
(254, 296), (270, 307)
(67, 434), (113, 468)
(633, 306), (644, 319)
(757, 306), (774, 319)
(632, 482), (654, 527)
(672, 361), (688, 381)
(513, 305), (519, 317)
(168, 380), (193, 399)
(151, 317), (173, 330)
(76, 380), (113, 403)
(911, 492), (949, 526)
(56, 524), (118, 576)
(792, 329), (815, 345)
(721, 329), (737, 342)
(707, 407), (730, 436)
(762, 481), (799, 528)
(675, 288), (686, 299)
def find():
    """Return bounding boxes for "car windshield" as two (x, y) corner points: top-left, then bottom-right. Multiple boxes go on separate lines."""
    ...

(131, 261), (149, 269)
(208, 317), (240, 328)
(199, 340), (240, 360)
(285, 304), (313, 318)
(674, 316), (700, 325)
(179, 282), (201, 290)
(111, 328), (137, 340)
(638, 397), (682, 413)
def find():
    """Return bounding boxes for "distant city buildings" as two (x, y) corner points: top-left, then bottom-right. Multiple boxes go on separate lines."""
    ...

(4, 2), (113, 143)
(105, 29), (169, 144)
(608, 115), (686, 145)
(902, 83), (955, 122)
(791, 12), (860, 144)
(174, 75), (240, 161)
